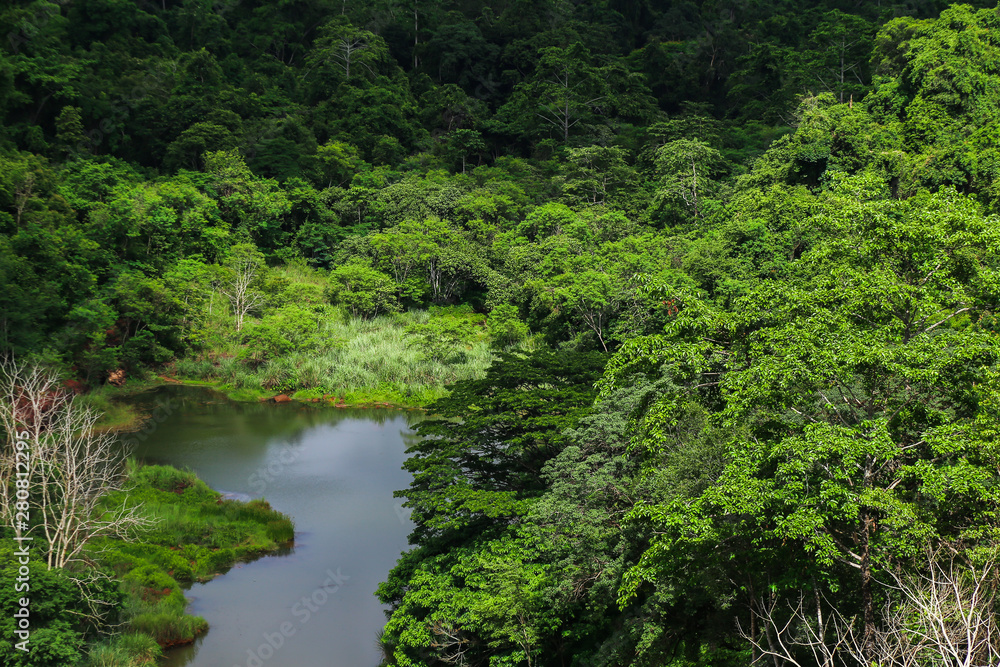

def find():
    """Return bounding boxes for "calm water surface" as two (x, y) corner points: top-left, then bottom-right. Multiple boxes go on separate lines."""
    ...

(123, 386), (418, 667)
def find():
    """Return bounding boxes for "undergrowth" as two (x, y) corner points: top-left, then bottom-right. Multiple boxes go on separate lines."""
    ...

(85, 462), (294, 666)
(173, 306), (501, 407)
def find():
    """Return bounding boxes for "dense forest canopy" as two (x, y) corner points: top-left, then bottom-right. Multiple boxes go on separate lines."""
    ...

(3, 0), (1000, 666)
(3, 0), (999, 368)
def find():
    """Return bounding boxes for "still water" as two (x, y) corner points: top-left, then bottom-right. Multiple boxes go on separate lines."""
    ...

(123, 386), (418, 667)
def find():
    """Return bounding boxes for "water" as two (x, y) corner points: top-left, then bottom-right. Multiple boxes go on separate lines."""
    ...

(121, 386), (418, 667)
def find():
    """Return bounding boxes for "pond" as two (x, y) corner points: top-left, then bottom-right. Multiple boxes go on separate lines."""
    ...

(122, 386), (418, 667)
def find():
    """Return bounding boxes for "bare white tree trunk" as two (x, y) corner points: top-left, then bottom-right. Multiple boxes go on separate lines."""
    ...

(1, 359), (148, 564)
(739, 589), (845, 667)
(739, 546), (1000, 667)
(219, 249), (265, 332)
(0, 360), (68, 538)
(0, 359), (151, 620)
(37, 401), (146, 570)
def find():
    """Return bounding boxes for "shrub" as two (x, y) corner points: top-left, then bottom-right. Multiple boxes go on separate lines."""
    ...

(113, 633), (162, 665)
(122, 564), (186, 611)
(488, 303), (529, 349)
(130, 612), (207, 646)
(146, 548), (194, 581)
(202, 547), (236, 572)
(134, 466), (199, 494)
(405, 317), (478, 363)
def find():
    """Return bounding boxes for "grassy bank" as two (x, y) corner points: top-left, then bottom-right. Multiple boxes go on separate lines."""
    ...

(84, 380), (168, 433)
(86, 463), (295, 666)
(170, 305), (501, 408)
(84, 263), (522, 439)
(84, 263), (528, 418)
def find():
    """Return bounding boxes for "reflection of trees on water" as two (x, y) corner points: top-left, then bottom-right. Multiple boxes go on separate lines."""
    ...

(121, 385), (422, 463)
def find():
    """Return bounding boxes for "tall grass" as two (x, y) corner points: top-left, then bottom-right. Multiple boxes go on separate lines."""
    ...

(86, 463), (295, 665)
(87, 634), (162, 667)
(159, 260), (541, 405)
(176, 307), (496, 405)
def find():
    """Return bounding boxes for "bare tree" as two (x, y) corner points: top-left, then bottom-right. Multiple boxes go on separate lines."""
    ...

(303, 20), (388, 86)
(740, 546), (1000, 667)
(35, 401), (147, 570)
(333, 33), (379, 79)
(847, 547), (1000, 667)
(1, 359), (148, 569)
(0, 359), (68, 539)
(218, 242), (266, 332)
(740, 587), (846, 667)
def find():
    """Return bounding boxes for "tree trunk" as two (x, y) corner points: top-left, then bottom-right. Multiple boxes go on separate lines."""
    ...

(859, 506), (876, 651)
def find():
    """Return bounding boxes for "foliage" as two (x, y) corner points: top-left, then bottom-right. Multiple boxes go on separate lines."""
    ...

(5, 1), (1000, 665)
(0, 544), (92, 667)
(328, 262), (400, 320)
(487, 303), (529, 350)
(79, 463), (295, 657)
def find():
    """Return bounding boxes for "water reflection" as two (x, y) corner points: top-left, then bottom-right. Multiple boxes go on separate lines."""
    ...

(119, 386), (418, 667)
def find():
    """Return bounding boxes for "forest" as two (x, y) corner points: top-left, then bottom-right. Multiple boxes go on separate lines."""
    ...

(3, 0), (1000, 665)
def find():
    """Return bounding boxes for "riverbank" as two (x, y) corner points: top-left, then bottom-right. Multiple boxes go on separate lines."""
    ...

(152, 376), (441, 409)
(93, 375), (433, 437)
(114, 391), (418, 666)
(87, 463), (295, 666)
(91, 303), (506, 433)
(170, 304), (497, 405)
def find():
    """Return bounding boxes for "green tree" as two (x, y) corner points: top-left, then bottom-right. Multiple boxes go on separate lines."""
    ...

(305, 17), (392, 94)
(53, 105), (84, 156)
(164, 122), (239, 171)
(441, 128), (485, 174)
(652, 139), (728, 224)
(609, 179), (1000, 650)
(90, 178), (229, 266)
(488, 303), (529, 350)
(804, 10), (876, 104)
(327, 262), (400, 319)
(394, 350), (605, 547)
(370, 217), (485, 305)
(534, 268), (620, 352)
(315, 140), (369, 188)
(204, 151), (291, 249)
(560, 145), (637, 208)
(497, 42), (606, 143)
(111, 270), (186, 367)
